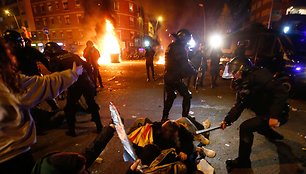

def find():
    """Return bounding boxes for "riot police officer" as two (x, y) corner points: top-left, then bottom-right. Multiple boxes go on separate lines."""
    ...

(44, 42), (103, 136)
(162, 29), (197, 122)
(220, 63), (289, 172)
(3, 30), (60, 112)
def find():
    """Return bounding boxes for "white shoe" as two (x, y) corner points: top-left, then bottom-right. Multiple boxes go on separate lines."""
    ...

(201, 147), (216, 158)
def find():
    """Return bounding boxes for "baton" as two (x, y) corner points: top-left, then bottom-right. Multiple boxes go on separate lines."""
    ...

(196, 125), (222, 134)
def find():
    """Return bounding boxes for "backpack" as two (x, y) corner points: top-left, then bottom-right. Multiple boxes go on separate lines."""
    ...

(143, 148), (187, 174)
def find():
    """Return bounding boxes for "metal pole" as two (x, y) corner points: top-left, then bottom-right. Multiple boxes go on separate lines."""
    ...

(13, 14), (20, 29)
(268, 0), (274, 29)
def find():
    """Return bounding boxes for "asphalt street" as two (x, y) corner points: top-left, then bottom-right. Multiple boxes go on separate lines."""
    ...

(32, 60), (306, 174)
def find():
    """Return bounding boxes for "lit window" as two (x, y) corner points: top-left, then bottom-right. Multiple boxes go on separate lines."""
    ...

(129, 3), (133, 12)
(63, 0), (68, 10)
(129, 17), (134, 26)
(75, 0), (81, 7)
(64, 15), (70, 25)
(114, 1), (119, 10)
(47, 3), (52, 12)
(55, 1), (59, 9)
(130, 32), (134, 39)
(57, 16), (62, 24)
(67, 30), (73, 39)
(77, 14), (83, 24)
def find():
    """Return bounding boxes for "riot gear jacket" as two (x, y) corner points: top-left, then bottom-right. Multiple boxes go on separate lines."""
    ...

(224, 67), (289, 124)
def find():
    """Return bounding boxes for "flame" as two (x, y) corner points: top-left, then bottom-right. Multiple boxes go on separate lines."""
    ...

(156, 55), (165, 65)
(98, 20), (121, 65)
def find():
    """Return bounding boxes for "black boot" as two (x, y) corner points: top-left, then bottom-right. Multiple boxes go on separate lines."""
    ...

(226, 158), (251, 173)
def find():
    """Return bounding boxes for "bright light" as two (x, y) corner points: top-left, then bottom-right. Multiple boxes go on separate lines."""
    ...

(156, 55), (165, 65)
(188, 37), (196, 48)
(283, 26), (290, 34)
(97, 19), (121, 65)
(57, 42), (64, 46)
(158, 16), (163, 22)
(4, 10), (10, 15)
(144, 40), (150, 47)
(209, 34), (223, 48)
(37, 43), (43, 46)
(295, 66), (302, 71)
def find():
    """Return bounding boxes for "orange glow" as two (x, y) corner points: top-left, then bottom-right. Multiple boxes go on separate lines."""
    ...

(98, 20), (121, 65)
(156, 55), (165, 65)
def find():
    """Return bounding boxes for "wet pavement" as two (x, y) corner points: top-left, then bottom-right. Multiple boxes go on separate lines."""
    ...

(32, 60), (306, 174)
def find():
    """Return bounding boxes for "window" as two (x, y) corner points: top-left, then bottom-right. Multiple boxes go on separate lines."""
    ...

(75, 0), (81, 7)
(33, 5), (37, 14)
(35, 18), (41, 27)
(43, 18), (47, 26)
(55, 1), (59, 9)
(57, 16), (62, 24)
(40, 4), (45, 12)
(64, 15), (70, 25)
(77, 14), (83, 24)
(129, 3), (133, 12)
(60, 31), (64, 38)
(129, 17), (134, 26)
(63, 0), (68, 10)
(67, 30), (73, 39)
(130, 32), (134, 39)
(114, 1), (119, 10)
(52, 31), (57, 38)
(50, 17), (54, 25)
(47, 3), (52, 12)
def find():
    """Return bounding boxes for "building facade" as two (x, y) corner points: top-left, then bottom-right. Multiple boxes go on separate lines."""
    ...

(0, 0), (35, 35)
(250, 0), (292, 28)
(30, 0), (84, 48)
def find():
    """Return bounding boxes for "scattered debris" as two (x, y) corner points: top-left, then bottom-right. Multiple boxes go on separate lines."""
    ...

(95, 157), (103, 163)
(291, 107), (298, 112)
(107, 76), (116, 81)
(123, 104), (126, 107)
(201, 100), (205, 103)
(225, 144), (230, 147)
(117, 83), (121, 86)
(189, 111), (194, 115)
(115, 81), (119, 83)
(132, 115), (137, 118)
(217, 96), (223, 99)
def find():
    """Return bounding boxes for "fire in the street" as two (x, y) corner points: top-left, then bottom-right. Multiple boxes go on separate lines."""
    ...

(156, 55), (165, 65)
(98, 19), (120, 65)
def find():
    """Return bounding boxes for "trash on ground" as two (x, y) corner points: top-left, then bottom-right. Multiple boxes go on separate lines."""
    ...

(95, 157), (103, 163)
(132, 115), (137, 118)
(189, 111), (194, 115)
(225, 144), (230, 147)
(107, 76), (116, 81)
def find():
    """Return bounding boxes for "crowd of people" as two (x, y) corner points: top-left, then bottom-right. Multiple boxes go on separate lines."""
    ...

(0, 28), (290, 174)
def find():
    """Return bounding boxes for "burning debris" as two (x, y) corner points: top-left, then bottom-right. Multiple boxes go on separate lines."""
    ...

(97, 20), (121, 65)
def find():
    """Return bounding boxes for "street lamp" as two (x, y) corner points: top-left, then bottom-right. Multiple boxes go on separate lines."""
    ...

(4, 9), (20, 29)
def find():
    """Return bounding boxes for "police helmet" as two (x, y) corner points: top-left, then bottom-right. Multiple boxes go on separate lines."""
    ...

(44, 42), (63, 57)
(175, 29), (192, 43)
(3, 30), (24, 48)
(227, 57), (253, 78)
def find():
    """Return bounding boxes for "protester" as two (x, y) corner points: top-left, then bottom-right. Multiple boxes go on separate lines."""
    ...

(83, 40), (103, 88)
(209, 48), (222, 88)
(162, 29), (197, 122)
(0, 39), (82, 174)
(3, 30), (60, 112)
(145, 46), (156, 82)
(220, 63), (289, 172)
(44, 42), (103, 136)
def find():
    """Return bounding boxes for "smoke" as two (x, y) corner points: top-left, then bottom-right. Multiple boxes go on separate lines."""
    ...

(80, 0), (115, 42)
